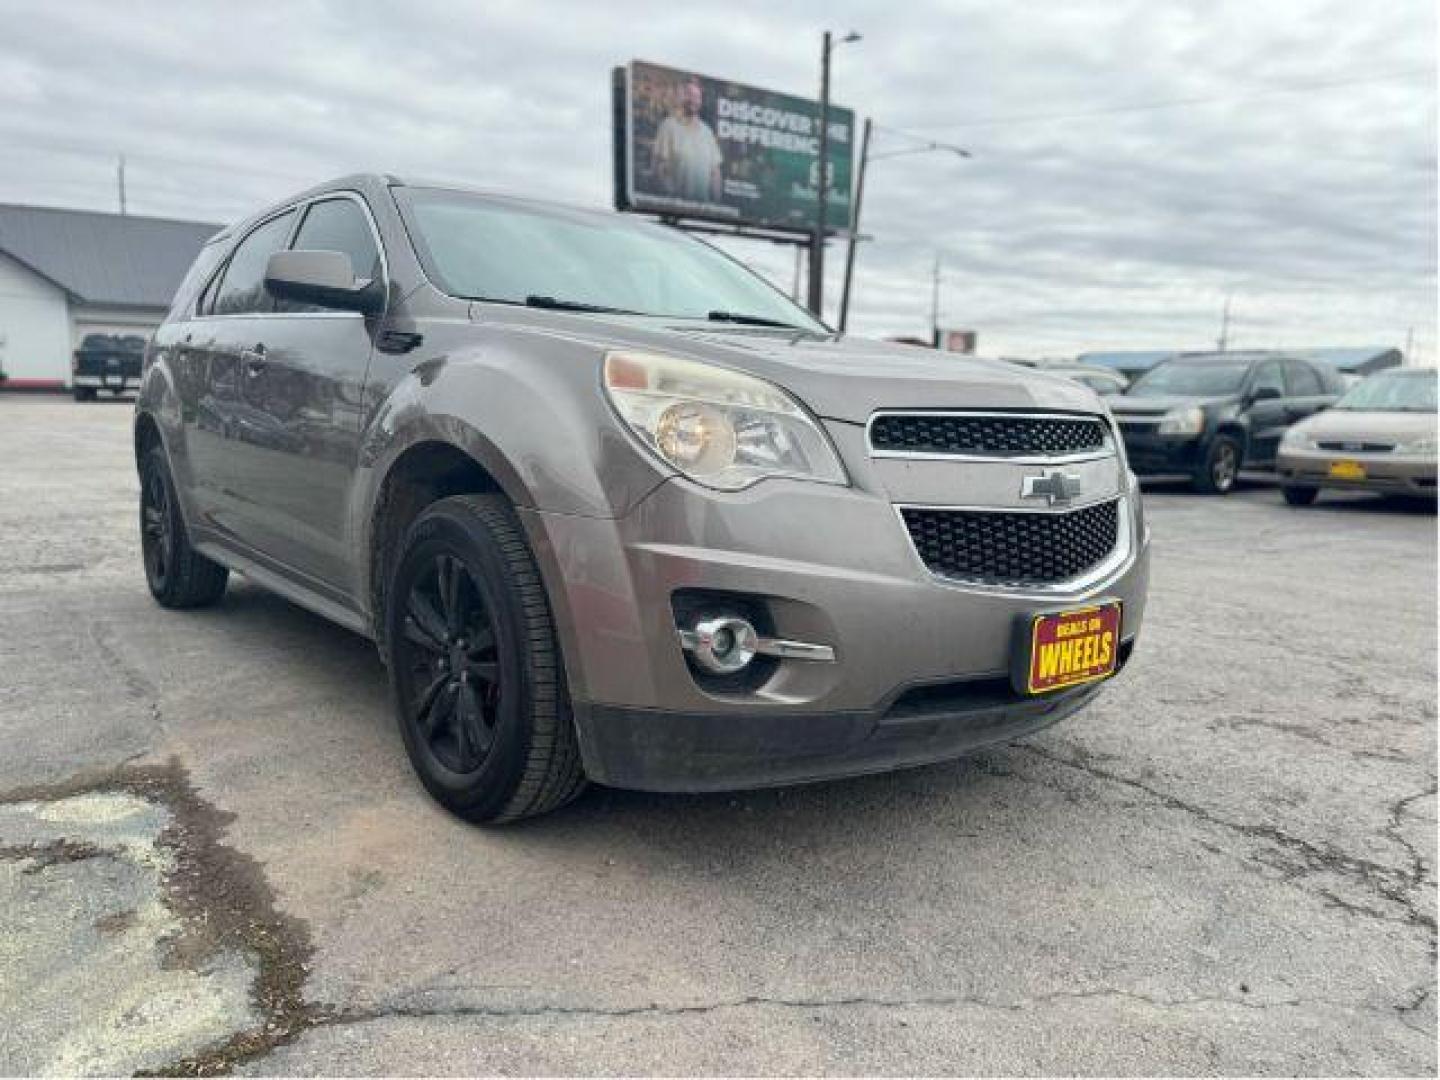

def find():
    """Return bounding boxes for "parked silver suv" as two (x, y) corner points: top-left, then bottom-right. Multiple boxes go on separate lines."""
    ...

(136, 175), (1150, 822)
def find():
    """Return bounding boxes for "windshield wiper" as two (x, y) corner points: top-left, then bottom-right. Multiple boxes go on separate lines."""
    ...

(525, 295), (638, 315)
(706, 310), (808, 330)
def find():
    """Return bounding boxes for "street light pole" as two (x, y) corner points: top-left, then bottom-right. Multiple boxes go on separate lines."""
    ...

(807, 31), (832, 319)
(838, 131), (970, 334)
(838, 117), (872, 332)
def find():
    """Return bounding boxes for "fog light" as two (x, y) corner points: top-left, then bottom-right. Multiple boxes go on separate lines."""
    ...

(678, 614), (837, 673)
(685, 616), (758, 674)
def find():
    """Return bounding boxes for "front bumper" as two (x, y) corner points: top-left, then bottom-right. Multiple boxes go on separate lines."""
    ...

(522, 449), (1150, 792)
(573, 663), (1128, 791)
(1278, 448), (1437, 496)
(1118, 428), (1206, 475)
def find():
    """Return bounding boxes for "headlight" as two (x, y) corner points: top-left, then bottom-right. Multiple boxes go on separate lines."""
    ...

(1280, 427), (1311, 450)
(1157, 406), (1205, 435)
(602, 351), (847, 491)
(1400, 436), (1437, 455)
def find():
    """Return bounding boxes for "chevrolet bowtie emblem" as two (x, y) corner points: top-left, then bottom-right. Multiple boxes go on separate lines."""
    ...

(1021, 470), (1083, 506)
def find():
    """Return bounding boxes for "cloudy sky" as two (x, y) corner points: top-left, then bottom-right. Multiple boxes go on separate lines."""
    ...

(2, 0), (1434, 360)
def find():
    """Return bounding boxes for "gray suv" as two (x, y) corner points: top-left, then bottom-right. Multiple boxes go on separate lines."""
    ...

(136, 174), (1150, 822)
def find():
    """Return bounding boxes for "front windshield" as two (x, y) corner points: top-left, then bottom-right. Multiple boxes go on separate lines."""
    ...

(398, 188), (826, 332)
(1128, 361), (1250, 397)
(1334, 370), (1437, 412)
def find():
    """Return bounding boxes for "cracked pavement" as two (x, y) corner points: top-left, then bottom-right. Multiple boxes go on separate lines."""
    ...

(0, 394), (1434, 1075)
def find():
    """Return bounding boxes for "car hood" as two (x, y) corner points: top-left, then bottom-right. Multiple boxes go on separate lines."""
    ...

(479, 310), (1106, 423)
(1292, 408), (1437, 442)
(1109, 393), (1236, 416)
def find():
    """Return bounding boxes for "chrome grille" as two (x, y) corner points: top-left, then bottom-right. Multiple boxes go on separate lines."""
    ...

(900, 499), (1121, 586)
(869, 412), (1108, 458)
(1317, 441), (1394, 454)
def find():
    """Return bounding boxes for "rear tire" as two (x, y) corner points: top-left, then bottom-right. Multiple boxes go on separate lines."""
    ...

(1283, 485), (1319, 506)
(139, 447), (228, 608)
(1193, 435), (1241, 495)
(385, 494), (585, 824)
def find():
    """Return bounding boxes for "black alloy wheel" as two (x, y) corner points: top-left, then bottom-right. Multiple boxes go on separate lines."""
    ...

(141, 465), (174, 593)
(386, 494), (584, 823)
(396, 553), (504, 775)
(137, 446), (228, 608)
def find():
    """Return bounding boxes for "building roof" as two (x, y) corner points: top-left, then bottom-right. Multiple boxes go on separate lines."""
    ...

(0, 204), (219, 310)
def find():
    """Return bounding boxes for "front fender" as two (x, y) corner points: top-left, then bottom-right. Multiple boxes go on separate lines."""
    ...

(354, 338), (669, 522)
(348, 338), (670, 648)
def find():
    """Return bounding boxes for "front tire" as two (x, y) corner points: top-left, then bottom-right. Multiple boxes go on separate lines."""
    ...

(1283, 485), (1319, 506)
(1193, 435), (1241, 495)
(385, 494), (585, 824)
(139, 447), (228, 608)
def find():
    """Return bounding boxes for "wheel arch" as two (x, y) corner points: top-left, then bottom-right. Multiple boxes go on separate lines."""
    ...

(1214, 421), (1249, 461)
(134, 409), (165, 467)
(363, 438), (510, 648)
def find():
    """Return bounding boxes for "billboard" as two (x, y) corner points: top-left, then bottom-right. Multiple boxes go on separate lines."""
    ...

(613, 60), (855, 235)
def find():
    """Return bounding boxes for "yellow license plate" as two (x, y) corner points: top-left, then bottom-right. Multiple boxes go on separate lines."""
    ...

(1329, 460), (1367, 480)
(1025, 603), (1122, 695)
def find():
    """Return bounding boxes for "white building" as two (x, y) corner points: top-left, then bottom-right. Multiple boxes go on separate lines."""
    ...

(0, 204), (216, 389)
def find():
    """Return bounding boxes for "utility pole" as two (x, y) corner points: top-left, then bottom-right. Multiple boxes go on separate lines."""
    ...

(838, 117), (872, 333)
(807, 31), (833, 319)
(807, 30), (861, 321)
(1216, 294), (1231, 352)
(117, 154), (127, 216)
(930, 252), (942, 346)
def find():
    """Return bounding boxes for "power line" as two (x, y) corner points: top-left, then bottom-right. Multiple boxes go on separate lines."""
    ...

(2, 133), (319, 187)
(897, 68), (1434, 133)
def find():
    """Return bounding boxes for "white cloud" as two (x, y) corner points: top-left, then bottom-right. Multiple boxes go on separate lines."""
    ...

(1, 0), (1434, 359)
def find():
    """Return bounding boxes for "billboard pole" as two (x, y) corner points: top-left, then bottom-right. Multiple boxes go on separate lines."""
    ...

(838, 116), (872, 332)
(807, 31), (832, 319)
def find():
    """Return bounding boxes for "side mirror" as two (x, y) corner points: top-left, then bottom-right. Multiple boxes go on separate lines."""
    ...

(1250, 385), (1282, 403)
(264, 250), (383, 314)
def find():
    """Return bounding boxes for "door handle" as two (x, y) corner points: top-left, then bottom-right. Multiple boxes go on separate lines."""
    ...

(241, 345), (267, 376)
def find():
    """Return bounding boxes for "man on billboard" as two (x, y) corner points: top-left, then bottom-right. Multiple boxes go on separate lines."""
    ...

(654, 78), (724, 203)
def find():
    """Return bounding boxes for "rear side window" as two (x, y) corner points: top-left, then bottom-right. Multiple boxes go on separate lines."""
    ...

(1284, 359), (1323, 396)
(275, 198), (382, 314)
(1317, 364), (1348, 393)
(1251, 361), (1285, 397)
(211, 210), (296, 316)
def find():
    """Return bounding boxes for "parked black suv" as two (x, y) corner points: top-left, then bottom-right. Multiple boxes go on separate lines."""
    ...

(1109, 351), (1343, 493)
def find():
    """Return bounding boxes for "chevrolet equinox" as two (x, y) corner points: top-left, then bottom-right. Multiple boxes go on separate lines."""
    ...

(135, 175), (1150, 822)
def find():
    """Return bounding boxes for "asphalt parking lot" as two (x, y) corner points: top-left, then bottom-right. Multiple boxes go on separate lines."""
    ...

(0, 393), (1434, 1076)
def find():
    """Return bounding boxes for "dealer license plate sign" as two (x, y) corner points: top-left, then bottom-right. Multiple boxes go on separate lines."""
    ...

(1025, 603), (1122, 695)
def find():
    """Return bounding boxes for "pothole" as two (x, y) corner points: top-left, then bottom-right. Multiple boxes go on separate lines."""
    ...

(0, 762), (321, 1076)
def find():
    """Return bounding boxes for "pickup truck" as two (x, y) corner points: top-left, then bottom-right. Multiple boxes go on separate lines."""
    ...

(73, 333), (145, 400)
